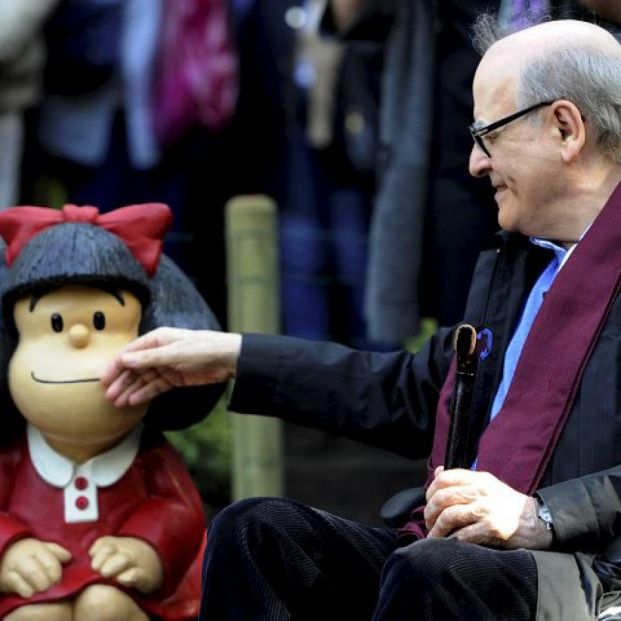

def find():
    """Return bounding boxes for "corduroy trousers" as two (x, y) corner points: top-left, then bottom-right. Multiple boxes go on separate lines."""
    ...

(199, 497), (538, 620)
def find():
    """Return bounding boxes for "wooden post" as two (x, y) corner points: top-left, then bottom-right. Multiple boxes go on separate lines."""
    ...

(226, 195), (284, 500)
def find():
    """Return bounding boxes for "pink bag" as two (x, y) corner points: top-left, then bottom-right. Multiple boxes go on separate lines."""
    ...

(153, 0), (238, 144)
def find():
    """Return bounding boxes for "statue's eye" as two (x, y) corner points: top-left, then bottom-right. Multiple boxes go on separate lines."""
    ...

(93, 311), (106, 331)
(51, 313), (64, 333)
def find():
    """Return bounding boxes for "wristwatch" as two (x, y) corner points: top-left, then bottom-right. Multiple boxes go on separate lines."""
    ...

(536, 497), (555, 532)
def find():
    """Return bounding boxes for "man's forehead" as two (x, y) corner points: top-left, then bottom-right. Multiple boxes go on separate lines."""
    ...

(472, 66), (518, 124)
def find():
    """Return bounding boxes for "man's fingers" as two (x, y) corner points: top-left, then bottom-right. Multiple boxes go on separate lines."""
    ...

(126, 377), (174, 406)
(448, 522), (491, 545)
(427, 503), (482, 538)
(103, 368), (138, 401)
(426, 469), (488, 501)
(424, 485), (478, 529)
(121, 347), (169, 370)
(100, 356), (126, 387)
(100, 328), (178, 385)
(112, 369), (162, 407)
(119, 328), (174, 355)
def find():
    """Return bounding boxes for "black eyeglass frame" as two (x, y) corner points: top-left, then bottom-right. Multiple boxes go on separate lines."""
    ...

(469, 101), (554, 157)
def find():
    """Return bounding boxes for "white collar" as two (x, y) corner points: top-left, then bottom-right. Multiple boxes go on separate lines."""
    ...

(27, 423), (143, 489)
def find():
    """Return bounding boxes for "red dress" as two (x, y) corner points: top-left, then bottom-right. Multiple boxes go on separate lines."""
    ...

(0, 428), (206, 619)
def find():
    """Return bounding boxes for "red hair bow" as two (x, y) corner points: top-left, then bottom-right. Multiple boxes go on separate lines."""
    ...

(0, 203), (173, 276)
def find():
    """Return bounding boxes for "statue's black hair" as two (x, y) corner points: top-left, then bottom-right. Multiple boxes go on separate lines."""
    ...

(0, 221), (225, 437)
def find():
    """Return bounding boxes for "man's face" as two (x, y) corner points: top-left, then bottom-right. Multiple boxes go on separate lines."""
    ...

(9, 285), (148, 451)
(469, 54), (563, 238)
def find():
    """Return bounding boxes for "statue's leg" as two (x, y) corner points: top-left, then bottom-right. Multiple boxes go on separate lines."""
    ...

(5, 603), (72, 621)
(74, 584), (148, 621)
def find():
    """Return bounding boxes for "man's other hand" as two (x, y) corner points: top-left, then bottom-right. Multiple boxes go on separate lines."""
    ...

(424, 467), (553, 550)
(101, 328), (242, 407)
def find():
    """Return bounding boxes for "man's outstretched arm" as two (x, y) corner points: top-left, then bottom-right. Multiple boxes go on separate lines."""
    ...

(103, 326), (455, 459)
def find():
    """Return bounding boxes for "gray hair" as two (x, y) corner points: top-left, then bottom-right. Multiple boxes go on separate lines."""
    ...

(472, 14), (621, 163)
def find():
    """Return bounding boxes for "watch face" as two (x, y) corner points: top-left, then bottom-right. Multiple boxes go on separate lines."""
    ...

(537, 501), (553, 529)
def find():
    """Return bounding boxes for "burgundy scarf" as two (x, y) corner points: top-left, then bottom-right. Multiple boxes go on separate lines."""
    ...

(401, 181), (621, 539)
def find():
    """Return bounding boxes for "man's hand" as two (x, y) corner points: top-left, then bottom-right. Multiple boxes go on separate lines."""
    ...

(89, 536), (163, 594)
(101, 328), (242, 407)
(0, 538), (72, 597)
(424, 467), (553, 550)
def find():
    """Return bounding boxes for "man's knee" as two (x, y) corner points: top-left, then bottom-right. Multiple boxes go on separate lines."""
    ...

(207, 497), (310, 558)
(384, 538), (470, 587)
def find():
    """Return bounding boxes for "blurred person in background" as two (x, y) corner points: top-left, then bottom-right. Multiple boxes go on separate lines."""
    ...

(36, 0), (163, 213)
(499, 0), (620, 28)
(228, 0), (381, 346)
(323, 0), (501, 345)
(281, 0), (382, 346)
(0, 1), (60, 209)
(577, 1), (621, 21)
(21, 0), (237, 322)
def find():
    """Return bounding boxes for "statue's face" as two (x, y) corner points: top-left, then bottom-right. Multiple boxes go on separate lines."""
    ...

(9, 285), (148, 450)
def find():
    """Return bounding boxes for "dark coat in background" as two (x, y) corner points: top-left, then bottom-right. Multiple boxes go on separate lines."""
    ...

(324, 0), (499, 342)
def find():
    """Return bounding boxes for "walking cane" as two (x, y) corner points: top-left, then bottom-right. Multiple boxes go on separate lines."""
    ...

(444, 324), (479, 470)
(380, 323), (481, 527)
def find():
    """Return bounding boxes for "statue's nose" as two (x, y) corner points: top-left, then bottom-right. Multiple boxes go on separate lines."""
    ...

(69, 323), (90, 348)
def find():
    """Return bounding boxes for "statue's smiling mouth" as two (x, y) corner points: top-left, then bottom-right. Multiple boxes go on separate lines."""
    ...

(31, 371), (99, 384)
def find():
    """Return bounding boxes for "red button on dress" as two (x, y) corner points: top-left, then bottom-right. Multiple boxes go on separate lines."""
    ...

(75, 496), (89, 510)
(75, 476), (89, 490)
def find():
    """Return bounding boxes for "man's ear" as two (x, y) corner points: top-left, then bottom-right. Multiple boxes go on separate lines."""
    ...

(551, 100), (586, 163)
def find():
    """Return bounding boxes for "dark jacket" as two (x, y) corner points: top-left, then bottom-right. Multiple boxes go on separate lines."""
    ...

(230, 232), (621, 618)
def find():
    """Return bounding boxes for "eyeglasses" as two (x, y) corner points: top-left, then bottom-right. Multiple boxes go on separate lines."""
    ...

(469, 101), (554, 157)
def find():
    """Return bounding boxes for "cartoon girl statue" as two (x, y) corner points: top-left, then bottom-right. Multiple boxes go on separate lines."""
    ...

(0, 204), (224, 620)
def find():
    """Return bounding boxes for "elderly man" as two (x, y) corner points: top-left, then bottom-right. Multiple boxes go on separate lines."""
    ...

(104, 18), (621, 621)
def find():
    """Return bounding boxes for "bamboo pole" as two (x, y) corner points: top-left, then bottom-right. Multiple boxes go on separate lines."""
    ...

(226, 195), (284, 500)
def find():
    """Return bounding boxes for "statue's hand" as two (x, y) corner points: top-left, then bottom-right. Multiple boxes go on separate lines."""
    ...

(89, 536), (163, 594)
(0, 538), (72, 597)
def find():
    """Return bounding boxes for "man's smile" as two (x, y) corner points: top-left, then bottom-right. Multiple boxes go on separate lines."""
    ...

(31, 371), (99, 384)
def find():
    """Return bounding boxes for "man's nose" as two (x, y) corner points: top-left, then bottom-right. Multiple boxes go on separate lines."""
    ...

(69, 323), (90, 348)
(469, 143), (491, 177)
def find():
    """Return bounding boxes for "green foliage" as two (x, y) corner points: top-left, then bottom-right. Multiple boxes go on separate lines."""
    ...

(403, 317), (438, 353)
(166, 396), (232, 513)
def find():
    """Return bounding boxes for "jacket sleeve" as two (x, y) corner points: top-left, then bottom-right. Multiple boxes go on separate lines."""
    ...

(117, 439), (205, 596)
(538, 467), (621, 552)
(229, 331), (454, 460)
